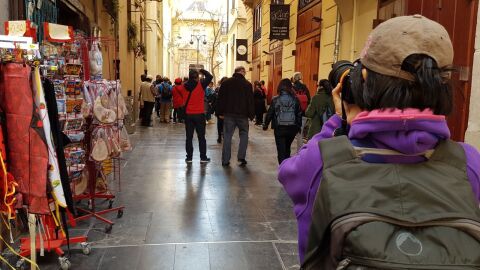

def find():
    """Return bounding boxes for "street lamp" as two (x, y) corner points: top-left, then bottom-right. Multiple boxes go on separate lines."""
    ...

(190, 34), (207, 66)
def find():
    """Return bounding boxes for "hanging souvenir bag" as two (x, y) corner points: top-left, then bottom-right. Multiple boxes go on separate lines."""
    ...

(91, 128), (109, 162)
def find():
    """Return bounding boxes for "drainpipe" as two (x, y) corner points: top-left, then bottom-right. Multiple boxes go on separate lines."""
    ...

(333, 7), (341, 62)
(350, 0), (357, 60)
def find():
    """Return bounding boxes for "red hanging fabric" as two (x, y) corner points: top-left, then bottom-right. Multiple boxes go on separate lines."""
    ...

(0, 64), (49, 214)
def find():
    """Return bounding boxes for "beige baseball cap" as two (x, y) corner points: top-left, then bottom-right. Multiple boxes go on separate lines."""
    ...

(360, 14), (453, 81)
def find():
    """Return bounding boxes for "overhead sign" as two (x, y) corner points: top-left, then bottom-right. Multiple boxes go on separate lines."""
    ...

(236, 39), (248, 61)
(270, 4), (290, 40)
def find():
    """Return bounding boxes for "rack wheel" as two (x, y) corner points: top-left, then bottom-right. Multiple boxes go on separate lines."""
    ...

(88, 199), (93, 210)
(1, 250), (16, 269)
(117, 209), (124, 218)
(59, 256), (71, 270)
(15, 259), (27, 270)
(81, 242), (92, 255)
(108, 199), (114, 209)
(105, 224), (113, 234)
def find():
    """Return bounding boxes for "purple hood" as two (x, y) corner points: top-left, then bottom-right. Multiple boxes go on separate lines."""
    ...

(278, 110), (480, 263)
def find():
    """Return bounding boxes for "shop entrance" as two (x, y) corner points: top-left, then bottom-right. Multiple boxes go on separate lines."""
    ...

(295, 0), (321, 96)
(268, 42), (283, 104)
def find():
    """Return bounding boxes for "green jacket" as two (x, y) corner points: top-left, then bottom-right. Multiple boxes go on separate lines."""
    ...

(305, 89), (333, 140)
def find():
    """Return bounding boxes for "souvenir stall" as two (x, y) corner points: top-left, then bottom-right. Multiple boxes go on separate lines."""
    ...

(0, 20), (131, 270)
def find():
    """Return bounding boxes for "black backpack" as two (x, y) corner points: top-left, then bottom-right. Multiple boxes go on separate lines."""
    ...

(275, 94), (296, 126)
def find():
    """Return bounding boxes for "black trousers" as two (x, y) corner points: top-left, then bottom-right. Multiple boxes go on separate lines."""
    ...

(255, 112), (264, 125)
(185, 114), (207, 159)
(142, 101), (155, 126)
(274, 126), (299, 164)
(217, 116), (224, 138)
(155, 97), (161, 116)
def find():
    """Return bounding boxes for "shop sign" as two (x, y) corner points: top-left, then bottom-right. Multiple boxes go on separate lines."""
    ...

(270, 4), (290, 40)
(236, 39), (248, 61)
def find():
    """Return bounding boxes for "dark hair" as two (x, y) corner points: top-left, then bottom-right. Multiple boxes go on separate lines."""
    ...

(351, 54), (452, 116)
(260, 80), (265, 85)
(141, 74), (146, 82)
(219, 77), (228, 85)
(277, 78), (295, 96)
(235, 66), (246, 73)
(254, 81), (261, 87)
(319, 79), (333, 95)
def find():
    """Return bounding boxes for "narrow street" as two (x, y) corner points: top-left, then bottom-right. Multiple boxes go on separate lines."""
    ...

(39, 120), (300, 270)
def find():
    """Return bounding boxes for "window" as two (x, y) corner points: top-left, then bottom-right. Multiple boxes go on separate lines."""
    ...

(253, 3), (262, 42)
(271, 0), (284, 4)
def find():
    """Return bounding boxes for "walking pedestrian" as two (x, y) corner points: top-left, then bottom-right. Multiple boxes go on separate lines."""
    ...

(253, 81), (266, 126)
(292, 72), (311, 149)
(279, 15), (480, 268)
(138, 74), (147, 121)
(205, 82), (215, 124)
(260, 80), (268, 104)
(139, 75), (156, 127)
(154, 75), (163, 117)
(263, 79), (302, 164)
(305, 79), (334, 140)
(211, 77), (228, 143)
(158, 78), (173, 123)
(217, 66), (254, 167)
(172, 77), (184, 123)
(177, 69), (213, 163)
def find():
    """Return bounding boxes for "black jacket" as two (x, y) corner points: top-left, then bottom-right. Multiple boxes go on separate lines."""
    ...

(264, 91), (302, 130)
(217, 73), (254, 119)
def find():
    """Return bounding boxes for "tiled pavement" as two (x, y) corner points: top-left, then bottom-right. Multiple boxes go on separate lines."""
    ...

(37, 119), (300, 270)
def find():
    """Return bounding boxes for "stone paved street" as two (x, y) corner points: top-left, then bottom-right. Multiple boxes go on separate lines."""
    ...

(38, 119), (300, 270)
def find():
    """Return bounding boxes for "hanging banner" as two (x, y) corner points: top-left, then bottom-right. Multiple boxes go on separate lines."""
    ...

(270, 4), (290, 40)
(236, 39), (248, 61)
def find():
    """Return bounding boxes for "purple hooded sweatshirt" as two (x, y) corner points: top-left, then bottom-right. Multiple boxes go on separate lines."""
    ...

(278, 109), (480, 263)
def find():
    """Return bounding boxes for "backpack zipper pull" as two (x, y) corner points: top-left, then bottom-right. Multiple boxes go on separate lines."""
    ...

(336, 258), (351, 270)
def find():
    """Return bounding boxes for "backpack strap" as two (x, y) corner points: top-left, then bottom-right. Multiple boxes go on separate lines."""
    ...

(430, 139), (467, 170)
(319, 136), (357, 169)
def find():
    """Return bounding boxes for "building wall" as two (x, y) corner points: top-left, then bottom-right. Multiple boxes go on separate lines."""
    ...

(245, 4), (254, 81)
(336, 0), (377, 61)
(225, 0), (249, 78)
(465, 2), (480, 150)
(282, 0), (298, 79)
(318, 0), (338, 80)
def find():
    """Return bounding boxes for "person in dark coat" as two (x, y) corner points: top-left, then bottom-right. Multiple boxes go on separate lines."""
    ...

(253, 81), (266, 126)
(217, 66), (254, 167)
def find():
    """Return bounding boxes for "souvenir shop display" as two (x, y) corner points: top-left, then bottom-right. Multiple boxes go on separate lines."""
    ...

(0, 21), (131, 269)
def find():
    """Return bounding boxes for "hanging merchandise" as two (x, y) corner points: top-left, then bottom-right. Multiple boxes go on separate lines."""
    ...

(32, 66), (67, 208)
(89, 41), (103, 78)
(0, 63), (49, 214)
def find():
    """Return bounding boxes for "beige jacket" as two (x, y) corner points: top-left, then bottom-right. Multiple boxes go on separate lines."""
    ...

(139, 82), (155, 105)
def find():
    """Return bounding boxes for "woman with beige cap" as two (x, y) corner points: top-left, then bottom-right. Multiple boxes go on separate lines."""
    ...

(279, 15), (480, 269)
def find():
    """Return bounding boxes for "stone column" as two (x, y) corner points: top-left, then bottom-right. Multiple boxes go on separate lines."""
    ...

(465, 3), (480, 150)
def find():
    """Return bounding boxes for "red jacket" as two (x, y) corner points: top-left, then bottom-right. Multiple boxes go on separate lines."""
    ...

(177, 82), (205, 114)
(172, 85), (184, 109)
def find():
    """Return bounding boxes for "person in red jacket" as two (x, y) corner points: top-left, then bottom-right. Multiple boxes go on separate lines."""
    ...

(172, 78), (184, 123)
(176, 69), (213, 163)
